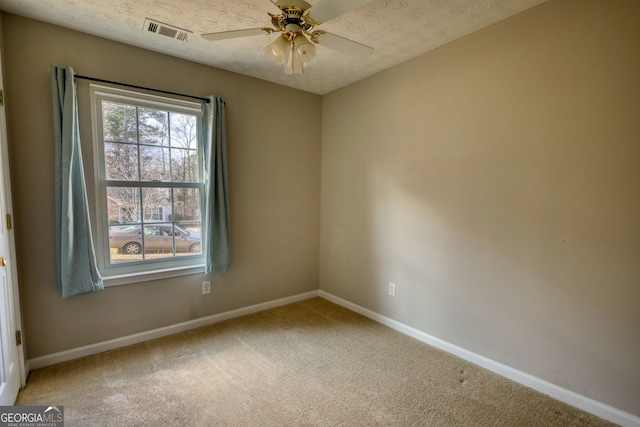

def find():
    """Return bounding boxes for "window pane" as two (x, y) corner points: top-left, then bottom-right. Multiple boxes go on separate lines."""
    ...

(141, 223), (174, 260)
(140, 146), (170, 182)
(173, 188), (200, 222)
(171, 148), (198, 182)
(142, 187), (171, 222)
(103, 101), (136, 142)
(107, 187), (140, 224)
(104, 142), (139, 181)
(170, 113), (197, 149)
(139, 108), (168, 146)
(173, 188), (202, 255)
(161, 223), (201, 256)
(109, 223), (143, 263)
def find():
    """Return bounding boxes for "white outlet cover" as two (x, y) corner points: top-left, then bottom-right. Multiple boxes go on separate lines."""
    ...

(202, 281), (211, 295)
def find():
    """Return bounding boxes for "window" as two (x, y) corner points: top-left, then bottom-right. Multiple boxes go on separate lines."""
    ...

(91, 86), (205, 283)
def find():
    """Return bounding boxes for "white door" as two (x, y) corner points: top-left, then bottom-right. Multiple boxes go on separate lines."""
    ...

(0, 53), (25, 406)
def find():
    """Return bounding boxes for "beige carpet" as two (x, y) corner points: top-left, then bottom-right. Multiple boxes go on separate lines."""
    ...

(17, 297), (615, 426)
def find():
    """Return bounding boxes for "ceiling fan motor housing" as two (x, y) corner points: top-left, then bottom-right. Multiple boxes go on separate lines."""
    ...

(272, 0), (315, 34)
(275, 0), (312, 10)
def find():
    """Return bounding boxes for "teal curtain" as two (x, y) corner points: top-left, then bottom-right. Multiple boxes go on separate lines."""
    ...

(51, 65), (104, 297)
(202, 96), (231, 274)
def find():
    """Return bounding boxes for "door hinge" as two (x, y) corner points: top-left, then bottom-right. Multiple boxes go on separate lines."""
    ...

(15, 330), (22, 346)
(6, 214), (12, 230)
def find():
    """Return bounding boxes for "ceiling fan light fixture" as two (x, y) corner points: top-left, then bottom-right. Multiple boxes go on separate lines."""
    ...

(295, 34), (316, 62)
(265, 34), (290, 65)
(265, 33), (315, 75)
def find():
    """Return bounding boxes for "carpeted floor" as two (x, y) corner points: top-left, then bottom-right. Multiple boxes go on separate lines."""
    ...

(17, 297), (615, 426)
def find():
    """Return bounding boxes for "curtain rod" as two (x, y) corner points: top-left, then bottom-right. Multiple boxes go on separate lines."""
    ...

(75, 74), (211, 104)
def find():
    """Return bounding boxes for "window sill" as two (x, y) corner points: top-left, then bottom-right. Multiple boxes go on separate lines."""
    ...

(103, 264), (205, 287)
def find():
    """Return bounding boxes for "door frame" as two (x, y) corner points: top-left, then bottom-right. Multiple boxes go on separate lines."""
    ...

(0, 51), (27, 394)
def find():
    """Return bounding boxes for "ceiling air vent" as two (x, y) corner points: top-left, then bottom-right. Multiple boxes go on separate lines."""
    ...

(144, 18), (191, 41)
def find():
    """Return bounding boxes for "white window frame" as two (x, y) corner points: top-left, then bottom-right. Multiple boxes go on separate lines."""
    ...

(90, 85), (205, 286)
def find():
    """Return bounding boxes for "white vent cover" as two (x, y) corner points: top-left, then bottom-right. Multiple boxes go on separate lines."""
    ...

(144, 18), (191, 41)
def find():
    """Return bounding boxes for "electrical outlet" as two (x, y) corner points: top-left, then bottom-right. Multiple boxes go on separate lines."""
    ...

(388, 282), (397, 297)
(202, 280), (211, 295)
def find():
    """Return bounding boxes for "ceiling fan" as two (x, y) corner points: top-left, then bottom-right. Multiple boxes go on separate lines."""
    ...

(201, 0), (375, 75)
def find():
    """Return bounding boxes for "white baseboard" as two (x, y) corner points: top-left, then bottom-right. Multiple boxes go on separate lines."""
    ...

(25, 288), (639, 427)
(28, 290), (319, 371)
(319, 291), (640, 427)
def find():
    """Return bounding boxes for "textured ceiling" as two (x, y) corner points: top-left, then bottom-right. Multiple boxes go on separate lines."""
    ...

(0, 0), (548, 94)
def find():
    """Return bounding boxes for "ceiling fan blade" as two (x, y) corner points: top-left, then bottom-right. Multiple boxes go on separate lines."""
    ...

(306, 0), (374, 24)
(269, 0), (282, 13)
(315, 32), (373, 59)
(201, 28), (272, 42)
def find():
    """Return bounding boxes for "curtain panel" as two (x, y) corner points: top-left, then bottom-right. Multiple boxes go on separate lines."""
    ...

(202, 96), (231, 274)
(51, 65), (104, 297)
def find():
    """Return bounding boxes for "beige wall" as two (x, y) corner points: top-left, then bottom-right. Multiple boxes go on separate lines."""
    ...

(320, 0), (640, 416)
(2, 0), (639, 418)
(1, 14), (321, 359)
